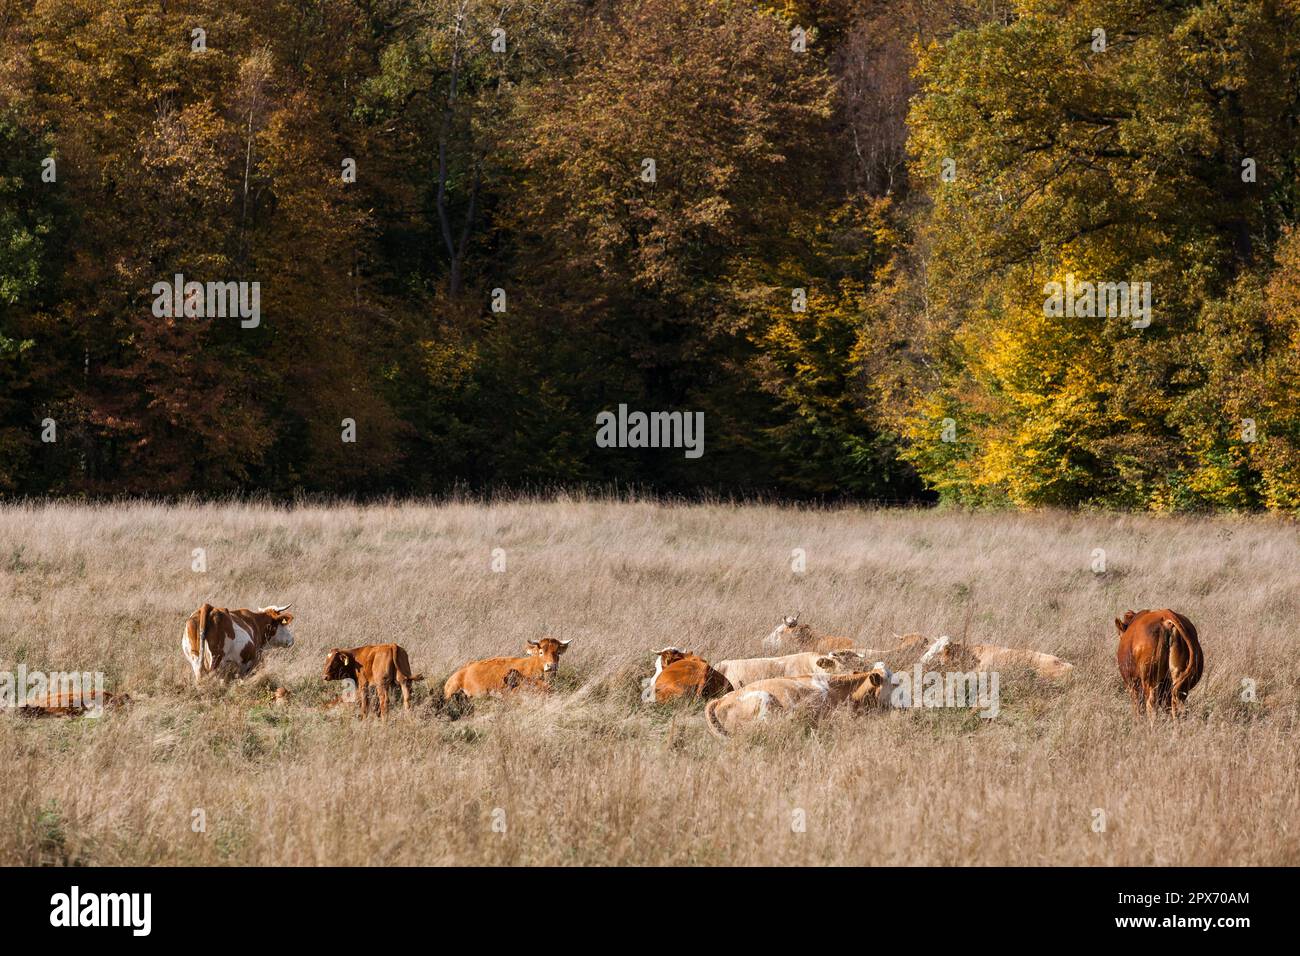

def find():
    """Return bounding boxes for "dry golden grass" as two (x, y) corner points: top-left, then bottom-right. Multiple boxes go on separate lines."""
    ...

(1, 498), (1297, 865)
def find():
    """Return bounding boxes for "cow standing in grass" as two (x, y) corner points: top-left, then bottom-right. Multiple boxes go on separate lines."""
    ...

(181, 603), (295, 684)
(1114, 609), (1203, 717)
(322, 643), (424, 718)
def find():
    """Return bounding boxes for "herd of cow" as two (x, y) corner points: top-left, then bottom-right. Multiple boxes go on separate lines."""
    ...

(12, 604), (1206, 730)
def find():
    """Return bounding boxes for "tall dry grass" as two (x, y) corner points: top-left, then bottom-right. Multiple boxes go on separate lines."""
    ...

(1, 498), (1297, 865)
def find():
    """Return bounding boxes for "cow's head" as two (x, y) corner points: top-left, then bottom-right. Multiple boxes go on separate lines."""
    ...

(261, 604), (295, 647)
(815, 649), (868, 673)
(764, 613), (801, 647)
(322, 648), (356, 681)
(527, 637), (572, 675)
(850, 663), (896, 709)
(653, 646), (688, 677)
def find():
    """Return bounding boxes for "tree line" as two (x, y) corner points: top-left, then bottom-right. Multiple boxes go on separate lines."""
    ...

(1, 0), (1298, 509)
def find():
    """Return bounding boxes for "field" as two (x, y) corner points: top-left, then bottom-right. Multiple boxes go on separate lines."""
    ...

(2, 499), (1298, 866)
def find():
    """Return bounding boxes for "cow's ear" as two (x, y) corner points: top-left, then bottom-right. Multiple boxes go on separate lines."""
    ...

(280, 613), (294, 625)
(527, 640), (540, 648)
(1114, 617), (1126, 634)
(558, 639), (572, 652)
(816, 656), (834, 670)
(868, 672), (883, 688)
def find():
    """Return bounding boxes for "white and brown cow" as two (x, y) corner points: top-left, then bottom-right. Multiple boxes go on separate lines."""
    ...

(704, 664), (896, 738)
(181, 603), (296, 684)
(919, 635), (1074, 683)
(714, 649), (868, 689)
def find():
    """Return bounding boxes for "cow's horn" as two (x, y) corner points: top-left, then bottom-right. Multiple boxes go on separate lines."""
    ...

(274, 603), (293, 612)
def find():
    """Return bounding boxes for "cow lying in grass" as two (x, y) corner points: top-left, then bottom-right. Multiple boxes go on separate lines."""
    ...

(715, 649), (868, 689)
(919, 636), (1074, 682)
(443, 637), (572, 699)
(322, 643), (424, 718)
(14, 690), (131, 718)
(705, 664), (895, 738)
(762, 613), (855, 652)
(650, 647), (732, 702)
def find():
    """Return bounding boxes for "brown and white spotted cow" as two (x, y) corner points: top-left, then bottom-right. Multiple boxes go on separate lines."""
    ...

(181, 603), (296, 684)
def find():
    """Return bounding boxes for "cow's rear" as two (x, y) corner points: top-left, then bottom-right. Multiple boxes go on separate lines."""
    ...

(1115, 609), (1203, 717)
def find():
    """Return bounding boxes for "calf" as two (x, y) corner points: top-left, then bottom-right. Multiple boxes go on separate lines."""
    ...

(705, 665), (895, 738)
(650, 648), (733, 702)
(1114, 609), (1203, 717)
(181, 603), (295, 684)
(762, 614), (855, 652)
(715, 649), (867, 689)
(443, 637), (573, 699)
(322, 643), (424, 718)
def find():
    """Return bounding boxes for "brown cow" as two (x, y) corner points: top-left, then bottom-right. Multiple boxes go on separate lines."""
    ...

(181, 603), (295, 684)
(1115, 609), (1204, 717)
(16, 690), (131, 718)
(322, 643), (425, 718)
(443, 637), (572, 699)
(650, 647), (733, 702)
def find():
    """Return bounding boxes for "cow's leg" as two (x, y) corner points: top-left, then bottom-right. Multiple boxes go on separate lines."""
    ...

(398, 676), (412, 711)
(1144, 685), (1160, 719)
(376, 679), (390, 718)
(357, 679), (370, 718)
(1127, 682), (1142, 717)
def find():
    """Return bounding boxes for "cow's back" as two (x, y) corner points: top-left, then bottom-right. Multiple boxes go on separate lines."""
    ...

(716, 652), (823, 688)
(445, 655), (532, 697)
(655, 657), (733, 701)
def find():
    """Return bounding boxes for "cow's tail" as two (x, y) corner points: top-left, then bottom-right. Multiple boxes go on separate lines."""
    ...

(704, 698), (729, 739)
(198, 603), (215, 673)
(395, 646), (425, 682)
(1164, 612), (1204, 701)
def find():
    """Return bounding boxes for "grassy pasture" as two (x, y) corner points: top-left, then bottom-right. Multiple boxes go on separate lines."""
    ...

(1, 499), (1297, 865)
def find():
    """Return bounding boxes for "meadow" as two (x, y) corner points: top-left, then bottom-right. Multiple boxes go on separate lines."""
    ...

(2, 498), (1297, 865)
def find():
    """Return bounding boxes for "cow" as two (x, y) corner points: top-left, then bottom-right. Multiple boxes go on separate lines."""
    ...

(1114, 609), (1203, 717)
(762, 613), (855, 652)
(650, 647), (733, 702)
(714, 649), (868, 689)
(15, 690), (130, 718)
(181, 603), (295, 684)
(919, 636), (1074, 683)
(705, 664), (895, 738)
(443, 637), (573, 699)
(323, 643), (425, 718)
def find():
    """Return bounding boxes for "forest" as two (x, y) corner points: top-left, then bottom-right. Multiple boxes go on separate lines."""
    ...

(2, 0), (1298, 509)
